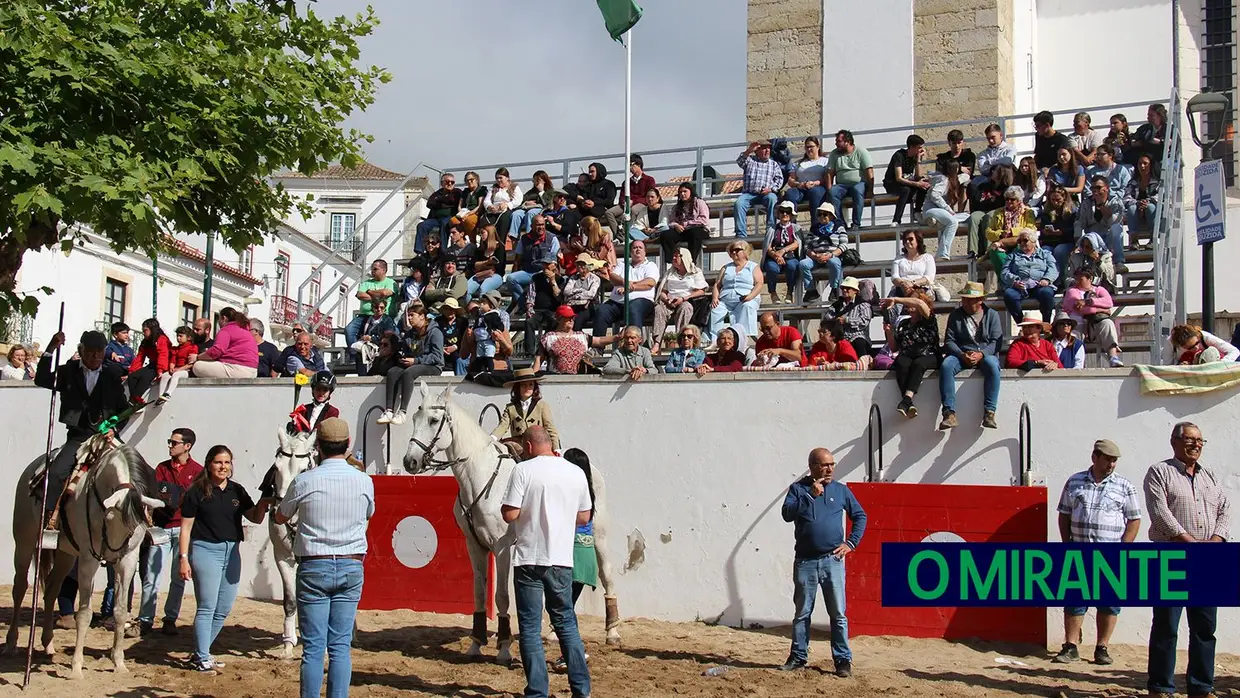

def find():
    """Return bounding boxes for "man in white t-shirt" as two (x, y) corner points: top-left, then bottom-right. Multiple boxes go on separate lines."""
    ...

(593, 239), (660, 338)
(502, 427), (593, 698)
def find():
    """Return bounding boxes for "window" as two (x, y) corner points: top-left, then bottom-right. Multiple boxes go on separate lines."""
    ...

(336, 285), (348, 326)
(103, 279), (127, 325)
(181, 302), (198, 328)
(1202, 0), (1236, 185)
(329, 213), (356, 252)
(275, 249), (290, 298)
(239, 246), (254, 275)
(309, 272), (321, 306)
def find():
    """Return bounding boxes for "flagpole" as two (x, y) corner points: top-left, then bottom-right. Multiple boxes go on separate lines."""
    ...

(622, 28), (632, 327)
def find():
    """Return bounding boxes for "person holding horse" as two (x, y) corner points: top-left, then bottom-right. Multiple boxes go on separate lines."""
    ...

(491, 368), (560, 455)
(550, 448), (599, 674)
(178, 444), (276, 672)
(274, 418), (374, 698)
(501, 426), (593, 698)
(34, 329), (130, 533)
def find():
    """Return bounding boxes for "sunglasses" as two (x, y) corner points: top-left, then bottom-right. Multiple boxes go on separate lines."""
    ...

(167, 439), (184, 447)
(727, 248), (743, 254)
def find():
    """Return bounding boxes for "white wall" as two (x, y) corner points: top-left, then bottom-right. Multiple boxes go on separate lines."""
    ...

(2, 371), (1239, 650)
(822, 0), (914, 133)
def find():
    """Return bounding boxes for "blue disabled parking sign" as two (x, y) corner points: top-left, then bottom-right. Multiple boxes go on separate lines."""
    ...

(1195, 160), (1227, 245)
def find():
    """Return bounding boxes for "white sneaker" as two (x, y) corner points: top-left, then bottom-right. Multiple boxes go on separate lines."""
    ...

(376, 410), (393, 424)
(1109, 355), (1125, 368)
(390, 410), (406, 425)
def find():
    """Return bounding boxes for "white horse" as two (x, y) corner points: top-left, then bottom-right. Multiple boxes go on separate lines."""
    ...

(267, 427), (316, 659)
(5, 434), (165, 678)
(402, 381), (621, 664)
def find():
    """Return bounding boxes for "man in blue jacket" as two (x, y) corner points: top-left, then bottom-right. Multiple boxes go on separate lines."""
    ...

(780, 447), (867, 678)
(940, 281), (1006, 430)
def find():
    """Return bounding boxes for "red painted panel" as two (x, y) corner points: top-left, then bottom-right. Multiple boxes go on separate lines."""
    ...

(360, 475), (492, 616)
(846, 483), (1048, 645)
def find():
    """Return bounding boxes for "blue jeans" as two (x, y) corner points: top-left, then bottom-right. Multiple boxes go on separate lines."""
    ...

(783, 185), (828, 224)
(1126, 201), (1158, 235)
(1086, 224), (1126, 267)
(801, 255), (843, 292)
(189, 540), (242, 664)
(828, 181), (867, 228)
(140, 528), (187, 624)
(297, 559), (364, 698)
(1065, 606), (1121, 616)
(467, 273), (505, 301)
(922, 208), (958, 258)
(1002, 284), (1056, 323)
(415, 218), (450, 253)
(790, 555), (851, 664)
(100, 564), (136, 616)
(733, 192), (777, 238)
(504, 270), (536, 308)
(763, 257), (804, 295)
(344, 314), (368, 372)
(939, 354), (1001, 414)
(514, 565), (590, 698)
(594, 298), (653, 337)
(454, 357), (469, 376)
(1148, 606), (1216, 696)
(509, 208), (542, 238)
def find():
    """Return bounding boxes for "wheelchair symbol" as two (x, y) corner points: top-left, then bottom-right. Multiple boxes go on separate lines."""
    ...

(1197, 184), (1221, 223)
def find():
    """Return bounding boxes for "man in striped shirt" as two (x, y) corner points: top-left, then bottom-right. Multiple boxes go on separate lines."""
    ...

(1144, 422), (1229, 698)
(1052, 439), (1140, 666)
(275, 418), (375, 698)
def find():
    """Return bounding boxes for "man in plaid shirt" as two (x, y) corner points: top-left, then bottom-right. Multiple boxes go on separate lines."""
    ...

(1143, 422), (1230, 698)
(1052, 439), (1141, 666)
(733, 140), (784, 239)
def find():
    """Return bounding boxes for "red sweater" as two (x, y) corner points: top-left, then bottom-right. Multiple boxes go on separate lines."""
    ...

(129, 334), (173, 375)
(807, 339), (859, 366)
(1006, 337), (1063, 369)
(168, 341), (197, 372)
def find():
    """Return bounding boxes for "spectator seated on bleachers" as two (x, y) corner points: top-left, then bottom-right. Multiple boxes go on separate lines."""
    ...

(422, 257), (468, 314)
(799, 204), (848, 303)
(1006, 319), (1062, 372)
(446, 225), (476, 278)
(1037, 185), (1077, 285)
(940, 281), (1005, 431)
(922, 160), (968, 261)
(1000, 229), (1059, 324)
(437, 299), (469, 375)
(663, 183), (711, 263)
(1076, 175), (1127, 272)
(662, 326), (707, 374)
(1124, 153), (1160, 243)
(807, 321), (865, 371)
(377, 304), (444, 425)
(1104, 113), (1131, 163)
(936, 129), (977, 179)
(543, 189), (580, 245)
(482, 167), (523, 236)
(418, 234), (446, 283)
(509, 171), (554, 239)
(1050, 312), (1086, 369)
(967, 163), (1015, 257)
(696, 325), (750, 375)
(822, 277), (874, 358)
(562, 253), (604, 331)
(1015, 156), (1046, 212)
(1069, 112), (1104, 168)
(595, 239), (660, 339)
(283, 332), (328, 378)
(782, 136), (830, 226)
(449, 171), (487, 239)
(762, 202), (805, 304)
(877, 290), (939, 419)
(418, 172), (462, 254)
(707, 240), (763, 344)
(504, 217), (561, 316)
(532, 306), (610, 376)
(574, 162), (619, 238)
(970, 123), (1017, 193)
(1067, 232), (1116, 292)
(882, 134), (929, 226)
(521, 258), (567, 355)
(463, 291), (511, 375)
(1126, 103), (1168, 167)
(884, 229), (939, 328)
(628, 188), (668, 242)
(1165, 324), (1240, 365)
(734, 140), (784, 239)
(985, 186), (1038, 271)
(1064, 267), (1124, 368)
(652, 248), (708, 354)
(466, 225), (507, 302)
(366, 331), (402, 377)
(1085, 144), (1131, 197)
(571, 216), (617, 268)
(1033, 110), (1073, 177)
(755, 312), (806, 368)
(613, 154), (657, 229)
(349, 298), (395, 375)
(826, 130), (874, 231)
(602, 326), (656, 381)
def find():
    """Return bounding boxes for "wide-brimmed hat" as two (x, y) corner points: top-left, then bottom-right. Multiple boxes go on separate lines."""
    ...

(552, 188), (570, 199)
(481, 290), (503, 308)
(839, 277), (861, 291)
(776, 200), (796, 212)
(815, 202), (837, 219)
(502, 367), (544, 388)
(441, 297), (461, 311)
(1052, 311), (1076, 328)
(1016, 319), (1046, 329)
(959, 281), (986, 298)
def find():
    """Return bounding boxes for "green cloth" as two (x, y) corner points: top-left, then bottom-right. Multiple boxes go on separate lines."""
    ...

(597, 0), (643, 42)
(357, 278), (397, 316)
(572, 533), (599, 588)
(827, 148), (873, 186)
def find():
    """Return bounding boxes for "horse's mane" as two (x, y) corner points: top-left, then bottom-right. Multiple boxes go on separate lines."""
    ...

(442, 397), (493, 459)
(84, 442), (156, 530)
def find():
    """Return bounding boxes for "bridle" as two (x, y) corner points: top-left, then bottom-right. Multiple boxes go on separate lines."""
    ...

(72, 444), (143, 563)
(271, 444), (314, 540)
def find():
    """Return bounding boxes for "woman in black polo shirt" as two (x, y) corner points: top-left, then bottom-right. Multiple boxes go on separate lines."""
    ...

(177, 445), (273, 672)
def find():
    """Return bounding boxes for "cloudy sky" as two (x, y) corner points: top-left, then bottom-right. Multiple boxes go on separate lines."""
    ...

(330, 0), (748, 174)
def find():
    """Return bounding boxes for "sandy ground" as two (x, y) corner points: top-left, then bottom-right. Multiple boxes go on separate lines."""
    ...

(0, 587), (1237, 697)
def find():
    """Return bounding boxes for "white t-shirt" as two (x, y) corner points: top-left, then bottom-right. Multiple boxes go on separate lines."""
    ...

(891, 254), (937, 284)
(794, 156), (830, 185)
(502, 455), (591, 567)
(609, 259), (661, 304)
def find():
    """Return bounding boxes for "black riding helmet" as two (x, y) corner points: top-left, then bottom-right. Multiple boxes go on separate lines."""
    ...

(311, 370), (337, 392)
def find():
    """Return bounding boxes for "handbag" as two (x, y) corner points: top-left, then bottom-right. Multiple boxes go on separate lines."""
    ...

(839, 248), (863, 267)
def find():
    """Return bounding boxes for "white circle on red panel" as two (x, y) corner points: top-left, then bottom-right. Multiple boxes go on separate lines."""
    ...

(921, 531), (966, 543)
(392, 515), (438, 569)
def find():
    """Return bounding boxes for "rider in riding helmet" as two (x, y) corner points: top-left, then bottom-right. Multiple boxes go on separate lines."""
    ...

(289, 370), (340, 434)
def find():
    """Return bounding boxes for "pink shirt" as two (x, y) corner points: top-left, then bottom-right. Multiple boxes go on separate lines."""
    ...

(202, 322), (259, 368)
(1063, 285), (1113, 322)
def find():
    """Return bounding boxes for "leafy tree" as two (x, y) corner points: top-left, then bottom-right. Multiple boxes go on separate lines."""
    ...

(0, 0), (390, 317)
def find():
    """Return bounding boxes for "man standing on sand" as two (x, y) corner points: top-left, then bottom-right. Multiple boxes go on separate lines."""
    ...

(502, 426), (593, 698)
(780, 447), (867, 678)
(1052, 439), (1140, 666)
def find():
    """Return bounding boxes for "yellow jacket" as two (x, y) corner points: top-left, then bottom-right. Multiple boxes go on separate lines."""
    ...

(491, 398), (560, 451)
(986, 207), (1037, 243)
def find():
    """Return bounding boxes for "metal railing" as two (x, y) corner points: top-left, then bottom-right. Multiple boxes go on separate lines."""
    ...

(1018, 402), (1033, 487)
(270, 295), (333, 340)
(1152, 88), (1186, 361)
(866, 403), (884, 483)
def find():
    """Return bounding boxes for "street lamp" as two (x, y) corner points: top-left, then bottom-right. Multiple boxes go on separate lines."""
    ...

(1186, 89), (1232, 333)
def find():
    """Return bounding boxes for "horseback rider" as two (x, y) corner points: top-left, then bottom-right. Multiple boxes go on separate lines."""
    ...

(289, 370), (340, 434)
(35, 330), (130, 531)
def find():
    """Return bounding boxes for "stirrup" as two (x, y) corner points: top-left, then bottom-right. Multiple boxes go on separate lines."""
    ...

(40, 529), (60, 550)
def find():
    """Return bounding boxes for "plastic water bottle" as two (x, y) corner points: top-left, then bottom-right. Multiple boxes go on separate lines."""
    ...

(702, 665), (730, 677)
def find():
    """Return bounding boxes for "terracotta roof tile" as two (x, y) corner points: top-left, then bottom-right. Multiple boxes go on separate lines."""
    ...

(166, 237), (262, 285)
(275, 160), (405, 181)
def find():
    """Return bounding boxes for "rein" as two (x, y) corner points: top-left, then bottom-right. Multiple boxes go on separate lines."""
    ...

(272, 445), (314, 542)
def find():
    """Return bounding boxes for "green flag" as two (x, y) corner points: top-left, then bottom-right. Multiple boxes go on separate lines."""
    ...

(597, 0), (642, 42)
